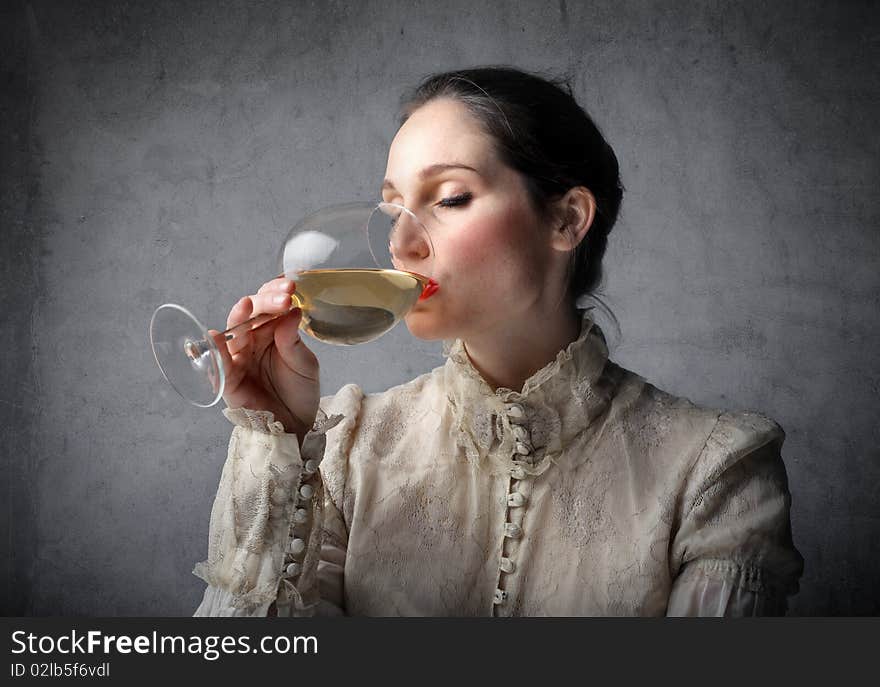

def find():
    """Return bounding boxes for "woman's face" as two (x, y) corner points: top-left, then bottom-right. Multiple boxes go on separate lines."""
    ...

(382, 97), (563, 342)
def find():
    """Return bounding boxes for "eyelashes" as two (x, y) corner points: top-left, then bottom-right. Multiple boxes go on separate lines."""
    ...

(386, 191), (473, 229)
(437, 192), (473, 208)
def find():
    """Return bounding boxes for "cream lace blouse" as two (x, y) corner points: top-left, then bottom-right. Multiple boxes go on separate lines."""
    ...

(193, 313), (804, 617)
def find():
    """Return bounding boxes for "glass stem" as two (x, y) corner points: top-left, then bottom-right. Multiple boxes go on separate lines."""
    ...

(220, 299), (301, 341)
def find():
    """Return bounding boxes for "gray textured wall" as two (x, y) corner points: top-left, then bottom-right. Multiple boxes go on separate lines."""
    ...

(2, 0), (878, 616)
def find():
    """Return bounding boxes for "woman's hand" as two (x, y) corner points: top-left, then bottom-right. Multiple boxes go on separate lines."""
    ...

(210, 277), (320, 442)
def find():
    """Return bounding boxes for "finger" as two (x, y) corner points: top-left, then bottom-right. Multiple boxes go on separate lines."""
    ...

(226, 296), (254, 331)
(228, 308), (295, 360)
(224, 297), (255, 357)
(249, 290), (298, 317)
(209, 329), (243, 392)
(244, 310), (287, 353)
(227, 326), (252, 357)
(257, 278), (296, 295)
(231, 306), (298, 359)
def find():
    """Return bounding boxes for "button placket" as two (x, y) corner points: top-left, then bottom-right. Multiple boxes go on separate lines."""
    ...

(499, 557), (516, 574)
(505, 403), (526, 423)
(282, 458), (320, 583)
(503, 522), (523, 539)
(287, 537), (306, 555)
(492, 401), (536, 615)
(494, 465), (536, 615)
(512, 424), (530, 443)
(298, 483), (314, 502)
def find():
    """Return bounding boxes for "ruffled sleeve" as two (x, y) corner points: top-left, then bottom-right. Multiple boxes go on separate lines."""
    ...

(192, 405), (343, 617)
(666, 411), (804, 616)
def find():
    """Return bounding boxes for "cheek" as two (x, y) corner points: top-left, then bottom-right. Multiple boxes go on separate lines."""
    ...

(443, 227), (510, 299)
(444, 209), (543, 286)
(406, 208), (543, 338)
(448, 227), (499, 265)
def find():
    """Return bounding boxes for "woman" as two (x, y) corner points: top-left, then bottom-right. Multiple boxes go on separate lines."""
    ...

(193, 67), (804, 616)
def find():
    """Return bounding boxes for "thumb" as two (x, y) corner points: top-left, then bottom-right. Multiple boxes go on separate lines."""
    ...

(273, 309), (319, 381)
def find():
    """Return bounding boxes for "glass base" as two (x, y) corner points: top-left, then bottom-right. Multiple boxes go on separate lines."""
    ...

(150, 303), (225, 407)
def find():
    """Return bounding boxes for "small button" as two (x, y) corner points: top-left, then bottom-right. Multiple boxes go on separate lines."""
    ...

(514, 441), (532, 456)
(304, 459), (319, 474)
(299, 484), (314, 501)
(493, 588), (508, 604)
(499, 557), (516, 574)
(293, 508), (309, 524)
(512, 425), (530, 442)
(510, 466), (527, 480)
(503, 523), (522, 539)
(505, 404), (525, 421)
(285, 562), (301, 577)
(507, 492), (526, 508)
(288, 538), (306, 555)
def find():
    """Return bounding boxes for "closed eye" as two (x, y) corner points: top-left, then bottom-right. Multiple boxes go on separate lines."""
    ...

(437, 192), (473, 208)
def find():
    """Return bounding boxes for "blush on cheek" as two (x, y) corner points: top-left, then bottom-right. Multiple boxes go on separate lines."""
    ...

(451, 215), (523, 272)
(452, 222), (496, 259)
(454, 217), (540, 286)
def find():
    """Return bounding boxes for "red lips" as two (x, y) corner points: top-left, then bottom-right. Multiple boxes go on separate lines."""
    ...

(418, 278), (440, 301)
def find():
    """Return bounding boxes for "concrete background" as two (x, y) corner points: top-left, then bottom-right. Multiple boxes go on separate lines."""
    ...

(2, 0), (877, 616)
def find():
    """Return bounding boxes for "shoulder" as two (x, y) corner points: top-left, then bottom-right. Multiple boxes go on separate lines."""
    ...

(599, 364), (721, 464)
(318, 366), (445, 438)
(316, 369), (445, 502)
(688, 410), (786, 495)
(605, 367), (801, 591)
(667, 406), (801, 594)
(607, 365), (717, 427)
(601, 363), (787, 488)
(361, 365), (445, 416)
(609, 361), (784, 439)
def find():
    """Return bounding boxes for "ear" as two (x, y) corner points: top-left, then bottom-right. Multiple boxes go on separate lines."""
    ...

(549, 187), (596, 252)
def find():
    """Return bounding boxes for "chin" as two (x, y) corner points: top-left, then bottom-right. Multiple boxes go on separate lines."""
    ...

(403, 309), (452, 341)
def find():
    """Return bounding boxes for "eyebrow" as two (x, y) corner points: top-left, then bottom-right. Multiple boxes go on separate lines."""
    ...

(381, 163), (480, 192)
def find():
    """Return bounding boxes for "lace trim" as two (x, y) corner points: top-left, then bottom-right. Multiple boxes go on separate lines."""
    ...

(192, 565), (284, 610)
(194, 407), (343, 612)
(312, 409), (345, 435)
(442, 311), (601, 396)
(443, 311), (612, 476)
(224, 407), (344, 437)
(223, 407), (287, 435)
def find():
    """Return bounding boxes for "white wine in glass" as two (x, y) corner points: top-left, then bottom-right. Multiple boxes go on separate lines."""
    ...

(292, 268), (435, 345)
(150, 202), (437, 407)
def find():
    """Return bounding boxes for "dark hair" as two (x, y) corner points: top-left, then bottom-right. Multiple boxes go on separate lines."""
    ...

(399, 66), (624, 309)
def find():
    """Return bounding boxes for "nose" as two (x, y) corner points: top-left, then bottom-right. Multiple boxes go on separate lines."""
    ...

(389, 210), (432, 270)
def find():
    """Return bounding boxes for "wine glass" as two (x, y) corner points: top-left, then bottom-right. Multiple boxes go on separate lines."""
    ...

(150, 202), (437, 407)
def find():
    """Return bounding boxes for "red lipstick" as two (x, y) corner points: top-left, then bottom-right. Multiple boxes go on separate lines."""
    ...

(419, 278), (440, 301)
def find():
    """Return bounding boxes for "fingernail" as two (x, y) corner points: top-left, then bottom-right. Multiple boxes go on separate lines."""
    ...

(272, 294), (289, 305)
(279, 279), (293, 290)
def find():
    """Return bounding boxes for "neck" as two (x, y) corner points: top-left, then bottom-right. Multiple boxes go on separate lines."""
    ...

(462, 304), (582, 393)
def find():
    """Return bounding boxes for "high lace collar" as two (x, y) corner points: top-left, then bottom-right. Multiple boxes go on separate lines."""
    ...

(441, 311), (620, 476)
